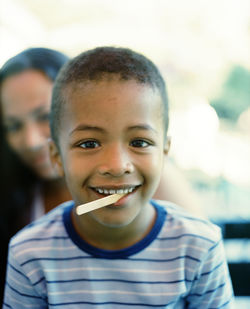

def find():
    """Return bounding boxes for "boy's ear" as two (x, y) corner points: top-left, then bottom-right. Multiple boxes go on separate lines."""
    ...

(48, 139), (64, 177)
(164, 136), (171, 155)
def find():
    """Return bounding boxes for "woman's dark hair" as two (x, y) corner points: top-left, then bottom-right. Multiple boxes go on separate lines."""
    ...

(0, 47), (69, 301)
(0, 47), (69, 83)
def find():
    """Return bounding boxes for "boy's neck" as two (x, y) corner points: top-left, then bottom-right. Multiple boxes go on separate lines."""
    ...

(71, 203), (156, 251)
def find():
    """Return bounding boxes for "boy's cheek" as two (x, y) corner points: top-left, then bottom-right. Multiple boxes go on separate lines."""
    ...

(64, 159), (87, 185)
(143, 157), (163, 183)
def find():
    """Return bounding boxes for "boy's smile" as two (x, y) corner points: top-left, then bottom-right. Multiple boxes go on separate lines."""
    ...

(51, 77), (169, 246)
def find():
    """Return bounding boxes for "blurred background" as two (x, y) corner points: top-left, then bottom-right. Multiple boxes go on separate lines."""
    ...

(1, 0), (250, 304)
(1, 0), (249, 219)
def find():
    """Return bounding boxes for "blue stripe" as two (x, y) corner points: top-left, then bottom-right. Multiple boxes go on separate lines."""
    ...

(48, 300), (176, 307)
(208, 240), (221, 252)
(20, 254), (200, 266)
(157, 233), (215, 243)
(134, 255), (200, 262)
(6, 282), (43, 300)
(130, 255), (200, 262)
(21, 255), (92, 266)
(44, 263), (222, 286)
(47, 277), (193, 284)
(10, 263), (45, 287)
(209, 297), (233, 309)
(189, 282), (226, 297)
(2, 303), (12, 308)
(34, 276), (45, 286)
(200, 261), (224, 278)
(9, 263), (28, 279)
(26, 217), (63, 229)
(178, 216), (212, 224)
(11, 236), (69, 248)
(164, 216), (174, 222)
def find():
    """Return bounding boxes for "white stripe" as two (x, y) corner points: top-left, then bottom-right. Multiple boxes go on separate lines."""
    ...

(44, 266), (194, 274)
(164, 224), (188, 231)
(8, 297), (42, 308)
(16, 246), (76, 257)
(49, 289), (180, 297)
(203, 254), (221, 269)
(27, 267), (41, 278)
(148, 244), (206, 253)
(12, 227), (66, 246)
(195, 293), (231, 305)
(17, 242), (205, 257)
(196, 273), (223, 287)
(9, 274), (33, 290)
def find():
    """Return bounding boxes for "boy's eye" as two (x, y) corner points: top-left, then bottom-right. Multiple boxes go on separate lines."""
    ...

(130, 139), (151, 148)
(79, 140), (100, 149)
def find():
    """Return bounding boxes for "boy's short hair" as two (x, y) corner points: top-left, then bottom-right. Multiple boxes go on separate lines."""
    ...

(50, 46), (169, 144)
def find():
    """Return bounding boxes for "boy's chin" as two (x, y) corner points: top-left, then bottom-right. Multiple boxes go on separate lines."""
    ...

(90, 210), (138, 229)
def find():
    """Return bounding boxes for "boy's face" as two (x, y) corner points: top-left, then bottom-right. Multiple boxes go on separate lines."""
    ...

(52, 78), (169, 227)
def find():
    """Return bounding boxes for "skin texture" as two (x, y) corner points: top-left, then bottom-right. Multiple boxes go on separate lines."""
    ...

(50, 78), (170, 250)
(1, 70), (56, 179)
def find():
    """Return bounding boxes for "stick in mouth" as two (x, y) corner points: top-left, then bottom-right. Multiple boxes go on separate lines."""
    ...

(76, 193), (126, 216)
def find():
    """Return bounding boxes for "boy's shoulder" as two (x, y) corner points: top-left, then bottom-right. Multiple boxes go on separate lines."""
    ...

(153, 199), (222, 245)
(9, 200), (74, 249)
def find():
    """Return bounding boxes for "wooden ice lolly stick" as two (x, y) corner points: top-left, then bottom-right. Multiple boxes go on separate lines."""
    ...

(76, 193), (126, 216)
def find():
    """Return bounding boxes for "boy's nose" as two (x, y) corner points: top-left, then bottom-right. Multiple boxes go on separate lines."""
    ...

(98, 144), (134, 177)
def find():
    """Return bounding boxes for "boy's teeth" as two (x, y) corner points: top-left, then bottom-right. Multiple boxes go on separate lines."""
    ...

(95, 187), (135, 195)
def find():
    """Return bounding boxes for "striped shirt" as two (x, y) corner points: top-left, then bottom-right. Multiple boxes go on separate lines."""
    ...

(3, 200), (234, 308)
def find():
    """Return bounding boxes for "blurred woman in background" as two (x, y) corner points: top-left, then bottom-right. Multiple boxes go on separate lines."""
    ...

(0, 47), (71, 300)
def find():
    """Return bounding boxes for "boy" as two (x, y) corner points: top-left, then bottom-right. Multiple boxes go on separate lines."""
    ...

(3, 47), (234, 308)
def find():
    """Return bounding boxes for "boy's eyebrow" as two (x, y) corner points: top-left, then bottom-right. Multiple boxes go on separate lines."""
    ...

(70, 124), (105, 136)
(128, 124), (158, 134)
(70, 124), (158, 136)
